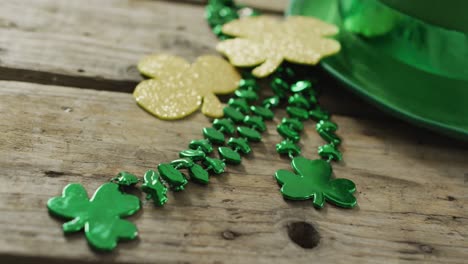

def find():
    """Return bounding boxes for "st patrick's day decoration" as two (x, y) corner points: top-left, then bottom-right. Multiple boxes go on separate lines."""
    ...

(48, 0), (357, 251)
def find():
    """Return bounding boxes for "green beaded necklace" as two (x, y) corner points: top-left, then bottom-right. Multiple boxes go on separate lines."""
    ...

(47, 0), (357, 251)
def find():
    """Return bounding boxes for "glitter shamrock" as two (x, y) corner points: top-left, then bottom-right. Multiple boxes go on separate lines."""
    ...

(134, 54), (241, 120)
(275, 157), (357, 208)
(47, 183), (141, 251)
(216, 16), (341, 78)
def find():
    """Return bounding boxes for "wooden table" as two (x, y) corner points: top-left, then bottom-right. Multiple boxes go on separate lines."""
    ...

(1, 0), (466, 263)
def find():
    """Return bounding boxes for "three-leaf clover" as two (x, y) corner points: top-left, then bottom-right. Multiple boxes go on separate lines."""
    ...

(275, 157), (357, 208)
(47, 183), (141, 251)
(217, 16), (341, 78)
(134, 54), (241, 120)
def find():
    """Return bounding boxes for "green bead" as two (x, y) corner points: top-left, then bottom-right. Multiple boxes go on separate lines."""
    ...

(309, 107), (330, 121)
(291, 80), (312, 93)
(179, 149), (206, 161)
(250, 106), (274, 120)
(228, 98), (250, 113)
(318, 144), (342, 161)
(309, 94), (318, 105)
(271, 77), (289, 98)
(276, 140), (301, 157)
(276, 66), (296, 80)
(316, 120), (338, 132)
(157, 163), (188, 191)
(223, 106), (245, 123)
(281, 118), (303, 131)
(237, 126), (262, 142)
(142, 170), (168, 206)
(277, 124), (300, 142)
(318, 130), (342, 146)
(113, 171), (139, 186)
(262, 96), (280, 108)
(227, 137), (251, 154)
(316, 120), (340, 145)
(203, 127), (225, 144)
(287, 106), (309, 120)
(218, 147), (242, 165)
(213, 118), (236, 134)
(189, 139), (213, 154)
(243, 115), (266, 132)
(235, 89), (258, 101)
(238, 78), (259, 91)
(171, 158), (194, 169)
(212, 24), (224, 36)
(288, 94), (311, 109)
(189, 164), (209, 184)
(204, 157), (226, 174)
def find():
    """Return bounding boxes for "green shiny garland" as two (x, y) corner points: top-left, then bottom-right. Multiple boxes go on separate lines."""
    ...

(111, 0), (352, 208)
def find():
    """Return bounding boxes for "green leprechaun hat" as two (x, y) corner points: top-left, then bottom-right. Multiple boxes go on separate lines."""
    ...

(288, 0), (468, 140)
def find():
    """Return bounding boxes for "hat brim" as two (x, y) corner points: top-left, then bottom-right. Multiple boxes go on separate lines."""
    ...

(288, 0), (468, 140)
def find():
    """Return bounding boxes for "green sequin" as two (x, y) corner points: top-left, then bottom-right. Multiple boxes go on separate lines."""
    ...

(157, 164), (188, 191)
(243, 115), (266, 132)
(228, 137), (251, 154)
(213, 118), (236, 134)
(142, 170), (168, 206)
(189, 164), (209, 184)
(218, 146), (242, 164)
(238, 78), (259, 91)
(271, 77), (289, 98)
(281, 118), (303, 131)
(203, 127), (225, 144)
(171, 158), (195, 169)
(318, 130), (341, 146)
(204, 157), (226, 174)
(228, 98), (250, 113)
(237, 126), (262, 142)
(287, 106), (309, 120)
(277, 124), (300, 142)
(276, 140), (301, 157)
(113, 171), (139, 186)
(318, 144), (342, 161)
(179, 149), (206, 161)
(189, 139), (213, 153)
(235, 89), (258, 101)
(223, 106), (245, 123)
(291, 80), (312, 93)
(250, 106), (274, 120)
(288, 94), (311, 109)
(316, 120), (338, 132)
(309, 107), (330, 121)
(262, 96), (280, 108)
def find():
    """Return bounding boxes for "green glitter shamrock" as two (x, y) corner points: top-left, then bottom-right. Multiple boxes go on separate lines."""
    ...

(47, 183), (141, 251)
(275, 157), (357, 208)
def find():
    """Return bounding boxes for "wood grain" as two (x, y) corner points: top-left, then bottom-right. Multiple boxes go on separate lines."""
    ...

(0, 81), (466, 263)
(1, 0), (467, 263)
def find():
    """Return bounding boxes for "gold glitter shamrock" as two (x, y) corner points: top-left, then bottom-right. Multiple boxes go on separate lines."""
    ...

(134, 54), (241, 120)
(216, 16), (341, 78)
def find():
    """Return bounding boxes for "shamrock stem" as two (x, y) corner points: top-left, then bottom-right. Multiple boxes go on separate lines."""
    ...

(312, 192), (325, 209)
(253, 56), (283, 78)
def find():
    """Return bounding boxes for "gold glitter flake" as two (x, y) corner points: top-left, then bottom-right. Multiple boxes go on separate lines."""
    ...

(133, 55), (241, 120)
(217, 16), (341, 78)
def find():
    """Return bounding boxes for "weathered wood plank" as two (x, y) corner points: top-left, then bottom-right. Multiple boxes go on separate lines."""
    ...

(0, 81), (466, 263)
(0, 0), (286, 82)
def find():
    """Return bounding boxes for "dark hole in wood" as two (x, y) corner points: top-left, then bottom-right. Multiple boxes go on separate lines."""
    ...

(286, 221), (320, 249)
